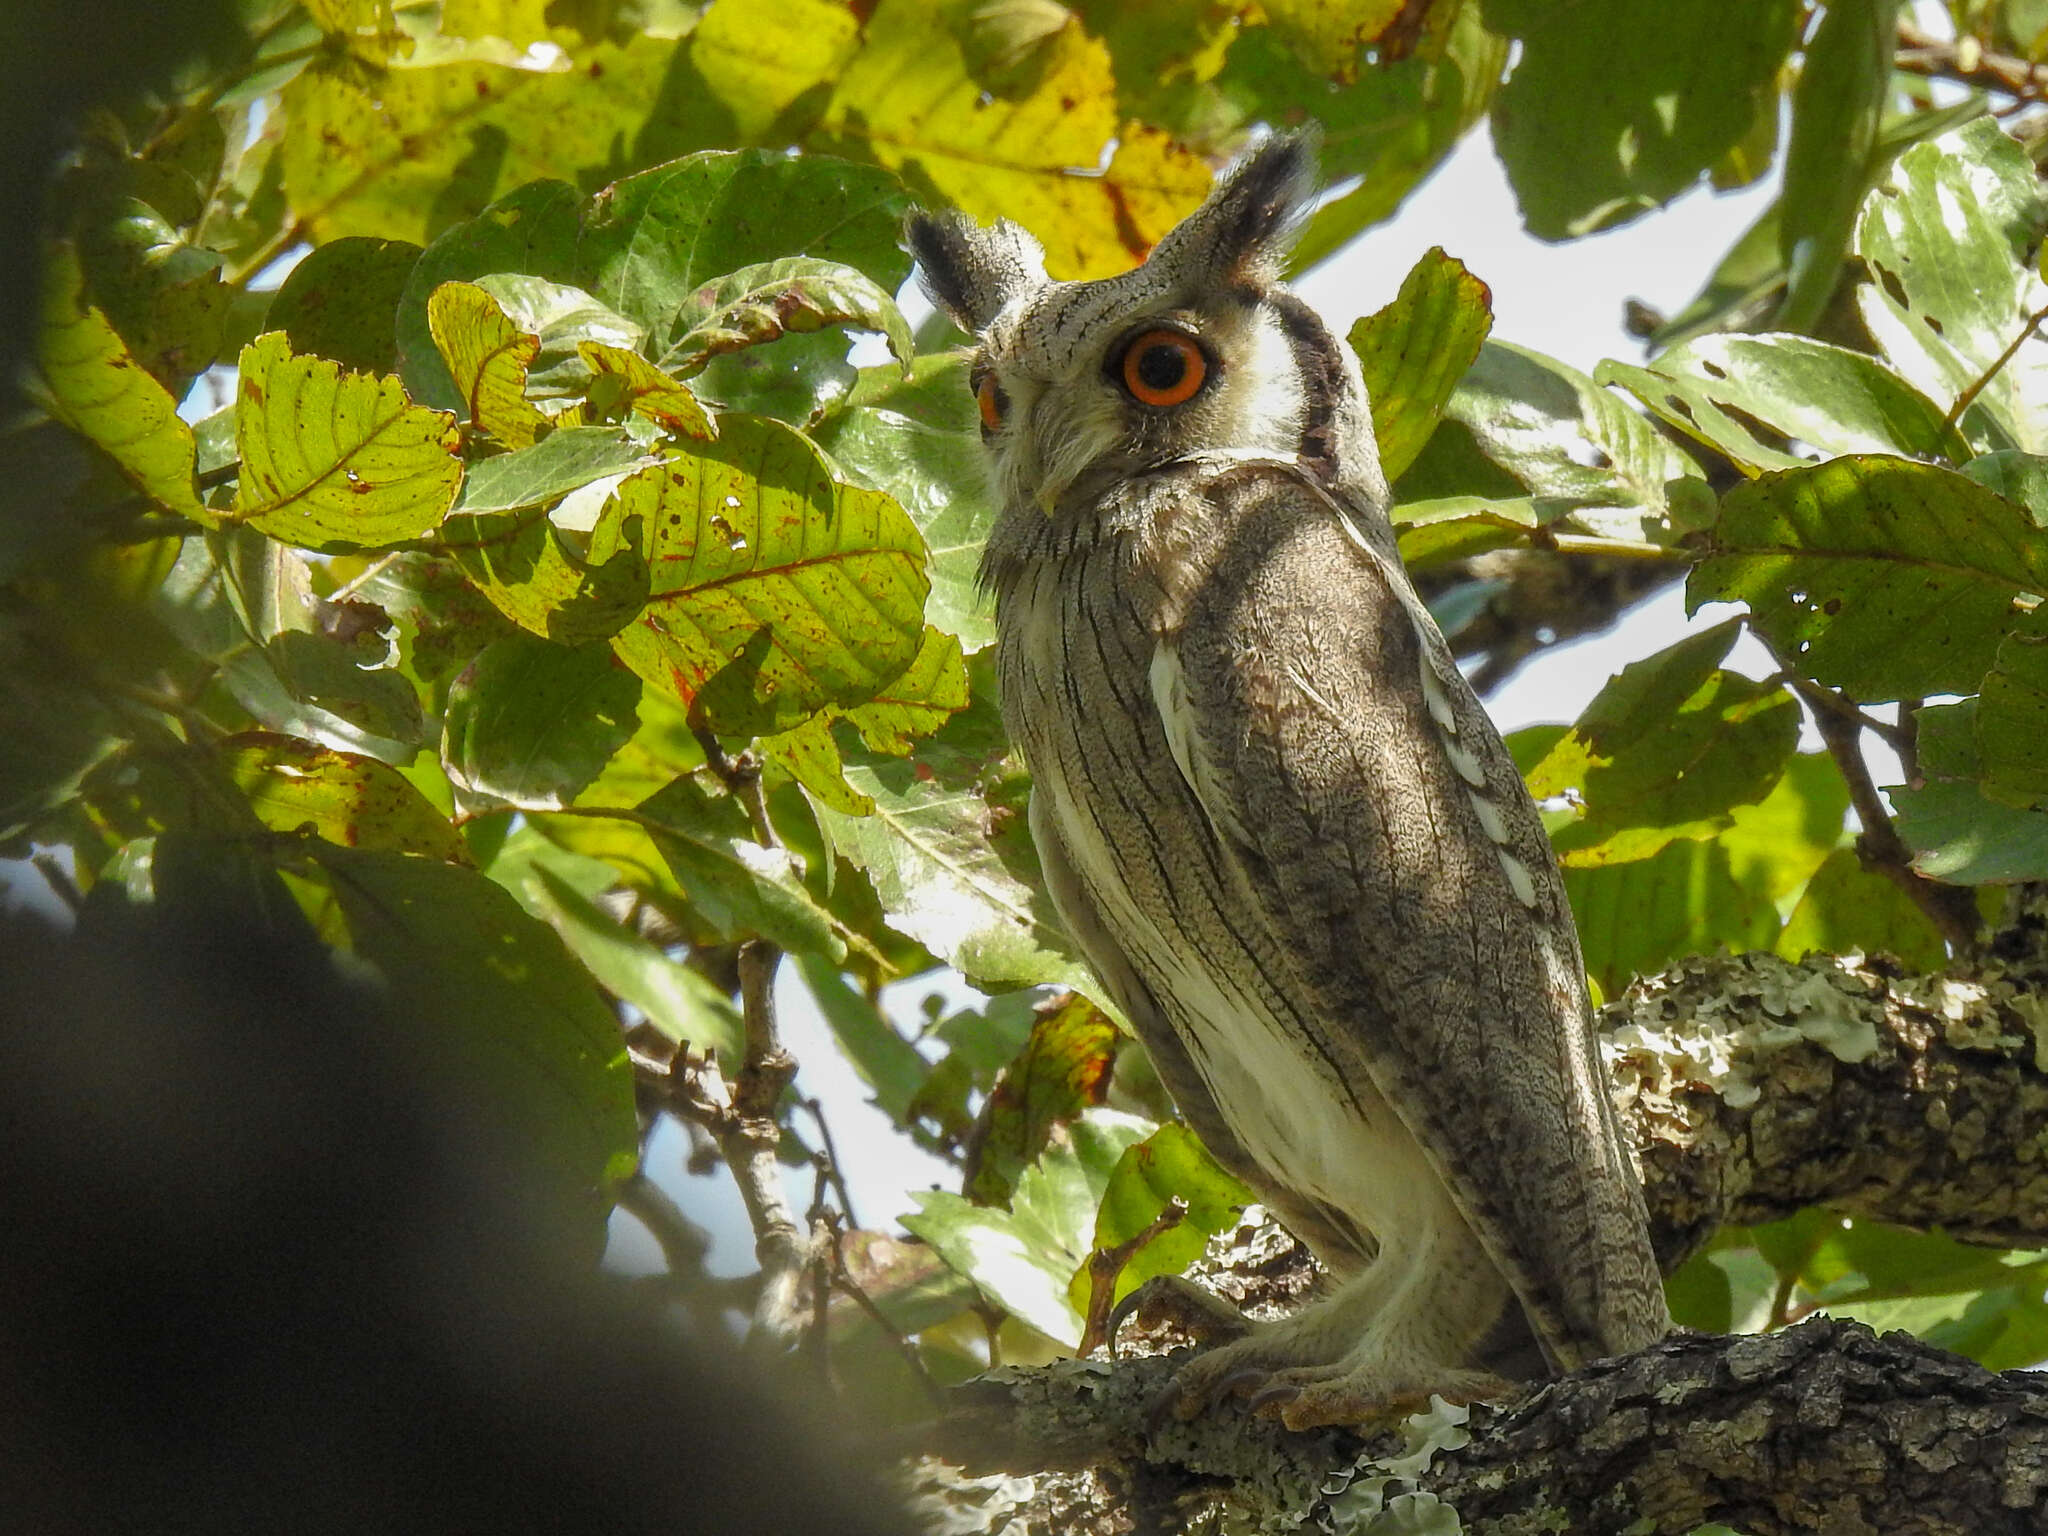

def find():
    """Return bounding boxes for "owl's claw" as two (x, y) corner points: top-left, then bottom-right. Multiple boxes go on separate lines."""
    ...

(1145, 1364), (1270, 1432)
(1107, 1273), (1255, 1354)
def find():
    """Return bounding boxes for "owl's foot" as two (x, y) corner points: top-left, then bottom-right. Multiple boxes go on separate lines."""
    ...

(1107, 1274), (1257, 1353)
(1156, 1330), (1512, 1431)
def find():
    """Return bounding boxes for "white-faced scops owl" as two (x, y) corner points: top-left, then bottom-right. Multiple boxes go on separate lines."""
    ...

(904, 134), (1670, 1431)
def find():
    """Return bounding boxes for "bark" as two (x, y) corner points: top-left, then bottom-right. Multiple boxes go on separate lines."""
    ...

(906, 899), (2048, 1533)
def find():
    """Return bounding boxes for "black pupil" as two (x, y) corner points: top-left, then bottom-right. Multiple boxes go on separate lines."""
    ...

(1135, 342), (1187, 392)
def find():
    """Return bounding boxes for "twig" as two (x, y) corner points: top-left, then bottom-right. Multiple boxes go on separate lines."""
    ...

(803, 1095), (860, 1230)
(1896, 17), (2048, 102)
(615, 1169), (712, 1280)
(30, 854), (85, 915)
(1538, 532), (1687, 561)
(1787, 671), (1910, 755)
(1941, 301), (2048, 435)
(1077, 1200), (1190, 1357)
(693, 728), (781, 850)
(826, 1215), (947, 1406)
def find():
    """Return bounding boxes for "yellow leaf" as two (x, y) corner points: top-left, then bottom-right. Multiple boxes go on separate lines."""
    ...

(428, 281), (550, 447)
(577, 341), (716, 439)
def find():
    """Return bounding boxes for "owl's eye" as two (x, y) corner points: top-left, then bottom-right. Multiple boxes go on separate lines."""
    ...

(975, 373), (1008, 432)
(1118, 329), (1209, 407)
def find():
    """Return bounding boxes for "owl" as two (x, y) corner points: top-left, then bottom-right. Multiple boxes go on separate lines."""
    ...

(904, 135), (1670, 1431)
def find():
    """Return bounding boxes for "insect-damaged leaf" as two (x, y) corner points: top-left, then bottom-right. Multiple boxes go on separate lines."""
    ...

(233, 331), (463, 551)
(660, 257), (914, 378)
(605, 413), (929, 737)
(427, 280), (550, 447)
(223, 731), (467, 861)
(964, 992), (1122, 1207)
(578, 342), (715, 439)
(1689, 454), (2048, 702)
(441, 493), (649, 646)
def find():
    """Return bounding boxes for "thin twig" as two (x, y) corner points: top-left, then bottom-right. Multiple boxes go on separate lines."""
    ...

(30, 854), (85, 915)
(1535, 531), (1686, 561)
(694, 728), (781, 850)
(1941, 302), (2048, 435)
(1896, 17), (2048, 102)
(803, 1095), (860, 1230)
(615, 1169), (712, 1280)
(826, 1216), (946, 1406)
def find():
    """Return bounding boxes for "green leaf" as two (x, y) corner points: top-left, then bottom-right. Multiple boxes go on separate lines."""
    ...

(1564, 835), (1782, 999)
(261, 628), (427, 746)
(1978, 606), (2048, 808)
(606, 414), (929, 737)
(233, 331), (463, 551)
(267, 235), (421, 376)
(304, 841), (638, 1197)
(1715, 751), (1851, 909)
(1528, 621), (1801, 864)
(517, 862), (744, 1060)
(812, 353), (995, 651)
(1689, 455), (2048, 701)
(965, 992), (1122, 1206)
(1856, 116), (2048, 452)
(1346, 247), (1493, 483)
(223, 731), (467, 861)
(1597, 334), (1969, 475)
(796, 953), (931, 1121)
(581, 149), (914, 335)
(1066, 1122), (1253, 1318)
(578, 341), (715, 439)
(35, 244), (207, 520)
(1776, 0), (1895, 330)
(441, 492), (649, 646)
(1776, 846), (1946, 971)
(1650, 200), (1784, 350)
(442, 635), (641, 807)
(0, 668), (125, 843)
(451, 426), (656, 514)
(902, 1108), (1154, 1347)
(1444, 340), (1703, 539)
(75, 197), (229, 389)
(1487, 0), (1800, 238)
(814, 656), (1086, 993)
(1894, 699), (2048, 883)
(660, 257), (914, 378)
(427, 280), (550, 447)
(639, 775), (845, 959)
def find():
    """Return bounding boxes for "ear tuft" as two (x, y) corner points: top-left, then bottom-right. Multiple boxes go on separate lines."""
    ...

(904, 209), (1047, 334)
(1149, 129), (1320, 288)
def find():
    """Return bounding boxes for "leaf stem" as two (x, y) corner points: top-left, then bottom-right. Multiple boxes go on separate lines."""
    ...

(1540, 532), (1687, 561)
(1940, 301), (2048, 436)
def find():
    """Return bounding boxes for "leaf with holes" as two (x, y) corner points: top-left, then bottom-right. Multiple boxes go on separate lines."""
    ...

(233, 332), (463, 551)
(605, 414), (929, 738)
(1598, 334), (1969, 475)
(427, 280), (550, 447)
(578, 341), (715, 439)
(1347, 247), (1493, 483)
(1857, 117), (2048, 452)
(1688, 455), (2048, 701)
(223, 731), (466, 861)
(660, 257), (913, 379)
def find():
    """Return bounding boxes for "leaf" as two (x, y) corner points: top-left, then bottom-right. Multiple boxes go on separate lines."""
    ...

(902, 1108), (1154, 1347)
(1565, 836), (1783, 999)
(605, 415), (929, 737)
(222, 731), (467, 861)
(261, 628), (428, 746)
(661, 257), (914, 378)
(451, 426), (656, 514)
(75, 197), (230, 389)
(233, 331), (464, 551)
(267, 235), (422, 376)
(581, 149), (913, 336)
(1067, 1122), (1253, 1322)
(441, 493), (649, 646)
(639, 775), (845, 959)
(1894, 700), (2048, 883)
(812, 354), (995, 651)
(814, 656), (1086, 993)
(578, 341), (715, 439)
(796, 953), (931, 1120)
(1346, 247), (1493, 483)
(516, 862), (744, 1059)
(1775, 0), (1895, 331)
(819, 2), (1209, 279)
(1857, 117), (2048, 452)
(1444, 340), (1703, 539)
(964, 992), (1122, 1206)
(35, 244), (207, 519)
(1488, 0), (1800, 238)
(1715, 751), (1852, 909)
(1597, 334), (1970, 475)
(304, 842), (638, 1197)
(427, 280), (550, 447)
(1528, 622), (1801, 865)
(1689, 455), (2048, 701)
(1776, 846), (1946, 971)
(442, 635), (641, 808)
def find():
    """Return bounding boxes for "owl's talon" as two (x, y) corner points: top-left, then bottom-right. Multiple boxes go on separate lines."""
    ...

(1108, 1273), (1255, 1352)
(1245, 1380), (1303, 1416)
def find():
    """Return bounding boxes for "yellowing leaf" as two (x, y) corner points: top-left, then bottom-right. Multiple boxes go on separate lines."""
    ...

(692, 0), (861, 138)
(823, 1), (1209, 278)
(606, 415), (930, 736)
(223, 731), (468, 862)
(427, 280), (550, 446)
(35, 244), (207, 520)
(578, 341), (715, 438)
(233, 331), (464, 551)
(1261, 0), (1408, 80)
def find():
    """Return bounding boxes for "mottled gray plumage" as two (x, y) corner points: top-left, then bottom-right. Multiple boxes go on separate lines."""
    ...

(906, 135), (1668, 1428)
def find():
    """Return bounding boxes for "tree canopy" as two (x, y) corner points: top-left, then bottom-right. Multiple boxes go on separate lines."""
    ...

(12, 2), (2048, 1532)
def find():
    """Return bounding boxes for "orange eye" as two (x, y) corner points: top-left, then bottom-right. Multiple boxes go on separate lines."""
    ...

(1120, 329), (1208, 407)
(976, 373), (1007, 432)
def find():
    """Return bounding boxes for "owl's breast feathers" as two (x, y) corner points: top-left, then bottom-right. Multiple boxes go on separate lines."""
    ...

(988, 457), (1670, 1370)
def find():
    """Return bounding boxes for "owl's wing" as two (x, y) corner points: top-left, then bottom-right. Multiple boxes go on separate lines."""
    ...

(1159, 462), (1668, 1368)
(1028, 794), (1377, 1274)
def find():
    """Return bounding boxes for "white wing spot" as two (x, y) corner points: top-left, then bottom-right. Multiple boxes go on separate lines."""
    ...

(1444, 737), (1488, 789)
(1496, 848), (1540, 909)
(1468, 789), (1509, 846)
(1150, 644), (1200, 793)
(1419, 665), (1459, 736)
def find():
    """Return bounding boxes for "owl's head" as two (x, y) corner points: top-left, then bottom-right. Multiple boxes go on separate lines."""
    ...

(904, 133), (1380, 520)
